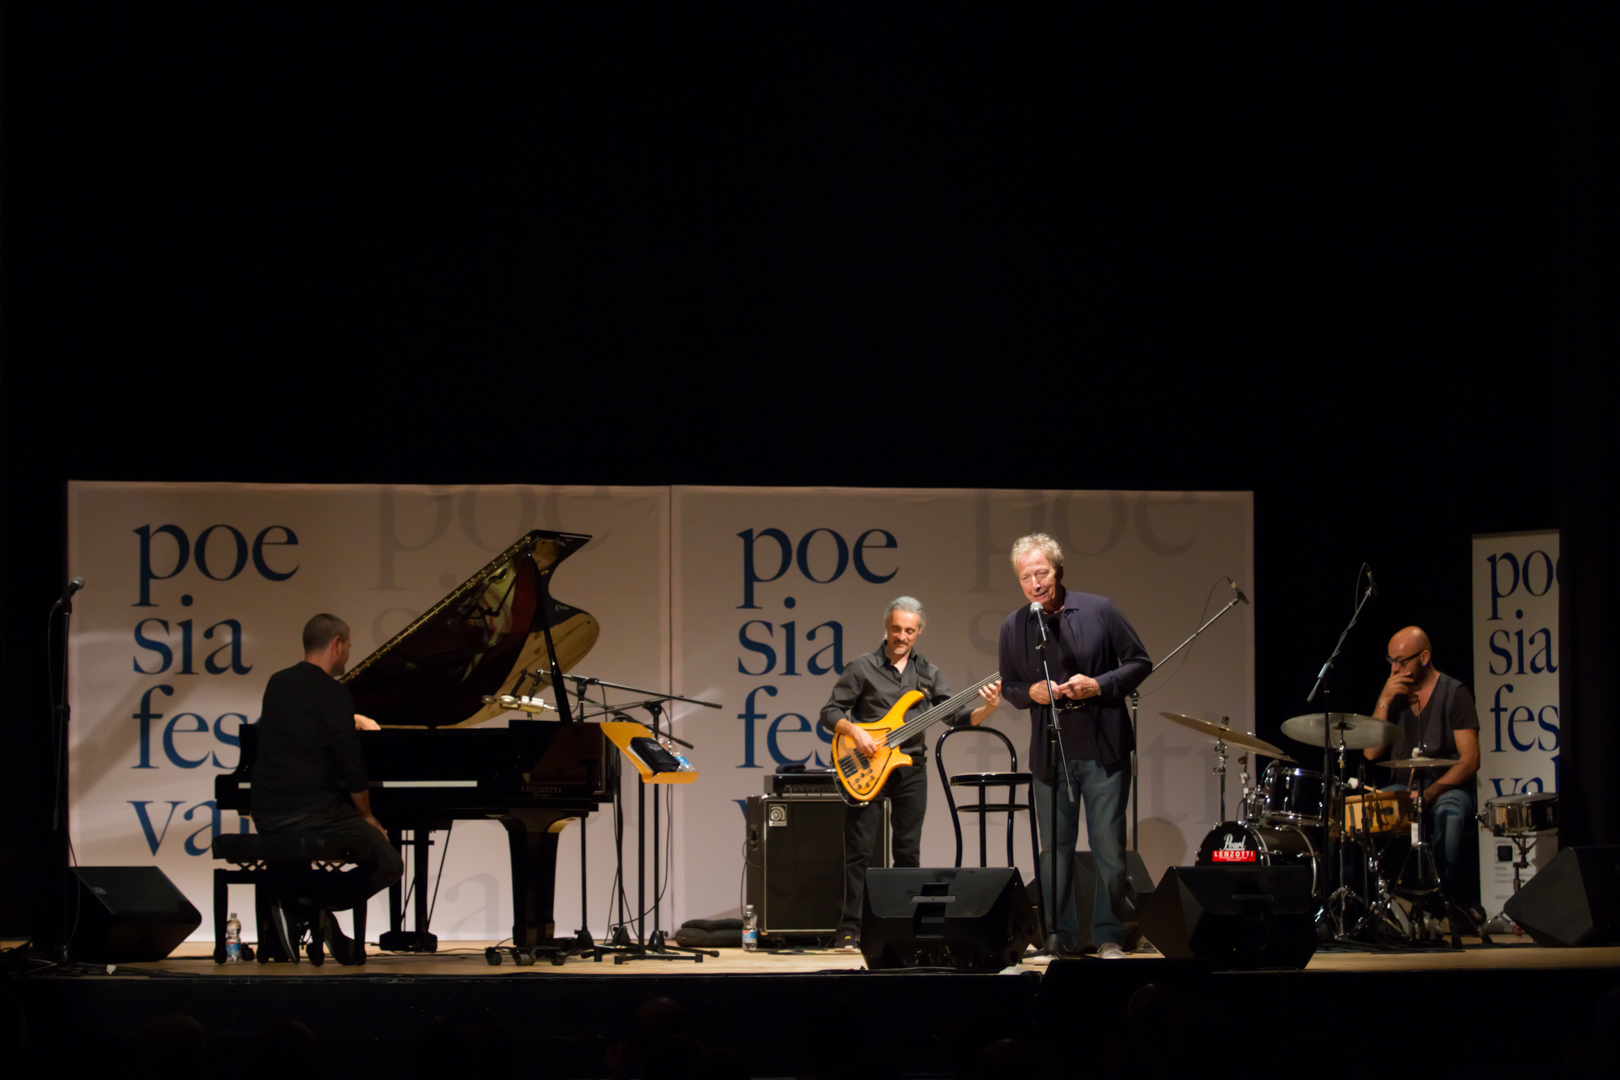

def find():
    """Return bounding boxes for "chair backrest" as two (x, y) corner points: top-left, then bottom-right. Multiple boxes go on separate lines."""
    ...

(935, 725), (1019, 778)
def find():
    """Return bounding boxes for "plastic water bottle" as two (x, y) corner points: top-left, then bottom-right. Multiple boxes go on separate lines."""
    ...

(742, 904), (758, 952)
(225, 912), (243, 963)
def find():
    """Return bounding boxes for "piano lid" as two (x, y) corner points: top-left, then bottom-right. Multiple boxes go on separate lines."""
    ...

(340, 529), (597, 728)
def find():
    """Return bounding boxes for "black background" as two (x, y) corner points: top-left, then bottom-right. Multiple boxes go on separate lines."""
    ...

(2, 8), (1598, 938)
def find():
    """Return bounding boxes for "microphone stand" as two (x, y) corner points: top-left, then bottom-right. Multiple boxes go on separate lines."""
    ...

(47, 583), (81, 967)
(1305, 569), (1381, 952)
(1129, 583), (1249, 850)
(1030, 603), (1073, 955)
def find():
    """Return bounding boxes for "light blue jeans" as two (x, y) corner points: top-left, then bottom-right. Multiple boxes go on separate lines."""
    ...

(1383, 785), (1474, 895)
(1033, 757), (1129, 950)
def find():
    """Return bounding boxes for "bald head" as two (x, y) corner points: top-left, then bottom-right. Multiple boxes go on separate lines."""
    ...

(1388, 626), (1432, 660)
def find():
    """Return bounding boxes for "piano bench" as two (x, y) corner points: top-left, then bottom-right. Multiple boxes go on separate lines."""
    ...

(210, 832), (371, 966)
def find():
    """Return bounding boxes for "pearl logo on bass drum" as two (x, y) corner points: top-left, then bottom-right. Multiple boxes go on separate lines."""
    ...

(1212, 831), (1258, 862)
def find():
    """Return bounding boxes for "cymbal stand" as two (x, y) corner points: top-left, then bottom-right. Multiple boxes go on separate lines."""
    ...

(1322, 732), (1395, 951)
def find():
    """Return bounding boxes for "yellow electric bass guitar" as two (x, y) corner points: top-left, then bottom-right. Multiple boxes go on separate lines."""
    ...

(831, 673), (1002, 803)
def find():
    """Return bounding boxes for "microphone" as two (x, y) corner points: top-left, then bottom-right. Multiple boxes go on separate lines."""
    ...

(1367, 568), (1379, 598)
(1030, 602), (1049, 644)
(61, 577), (85, 600)
(1230, 580), (1249, 605)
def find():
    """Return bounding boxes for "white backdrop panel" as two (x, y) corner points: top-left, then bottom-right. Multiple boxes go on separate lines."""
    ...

(68, 482), (668, 942)
(1471, 530), (1560, 916)
(670, 487), (1254, 923)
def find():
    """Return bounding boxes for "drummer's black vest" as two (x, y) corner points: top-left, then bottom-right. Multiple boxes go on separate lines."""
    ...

(1399, 670), (1461, 758)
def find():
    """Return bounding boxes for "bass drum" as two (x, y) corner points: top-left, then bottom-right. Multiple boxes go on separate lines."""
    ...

(1196, 821), (1322, 897)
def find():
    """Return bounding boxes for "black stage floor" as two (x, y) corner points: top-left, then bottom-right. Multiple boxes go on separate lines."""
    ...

(7, 943), (1620, 1077)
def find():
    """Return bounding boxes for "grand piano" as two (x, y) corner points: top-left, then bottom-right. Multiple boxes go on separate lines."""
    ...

(217, 529), (614, 957)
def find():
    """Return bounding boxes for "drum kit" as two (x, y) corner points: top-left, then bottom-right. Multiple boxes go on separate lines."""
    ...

(1160, 709), (1515, 948)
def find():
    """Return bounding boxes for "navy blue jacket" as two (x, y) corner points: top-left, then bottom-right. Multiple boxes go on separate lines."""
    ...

(998, 590), (1151, 775)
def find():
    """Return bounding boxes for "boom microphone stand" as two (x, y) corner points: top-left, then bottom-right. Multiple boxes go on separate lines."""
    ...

(1128, 579), (1250, 849)
(46, 578), (86, 967)
(1305, 566), (1384, 952)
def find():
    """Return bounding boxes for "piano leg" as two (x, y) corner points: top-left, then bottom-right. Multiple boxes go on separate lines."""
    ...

(498, 809), (579, 947)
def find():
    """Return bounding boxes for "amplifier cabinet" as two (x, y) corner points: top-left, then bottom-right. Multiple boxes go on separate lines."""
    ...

(744, 794), (889, 939)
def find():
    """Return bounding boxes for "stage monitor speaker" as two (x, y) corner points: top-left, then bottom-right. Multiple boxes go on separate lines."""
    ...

(860, 867), (1042, 972)
(70, 866), (202, 962)
(1138, 865), (1316, 970)
(1503, 846), (1620, 947)
(745, 795), (888, 940)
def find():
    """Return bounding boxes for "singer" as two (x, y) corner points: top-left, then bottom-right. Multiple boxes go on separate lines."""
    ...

(998, 534), (1150, 959)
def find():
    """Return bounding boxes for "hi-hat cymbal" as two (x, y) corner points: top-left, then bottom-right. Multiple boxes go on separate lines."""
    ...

(1281, 712), (1398, 750)
(1380, 756), (1460, 770)
(1158, 712), (1294, 760)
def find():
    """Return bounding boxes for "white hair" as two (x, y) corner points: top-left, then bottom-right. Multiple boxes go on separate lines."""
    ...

(1010, 532), (1063, 571)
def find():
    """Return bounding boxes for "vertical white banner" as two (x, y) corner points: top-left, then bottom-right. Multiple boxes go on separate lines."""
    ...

(68, 483), (668, 941)
(670, 488), (1254, 924)
(1472, 529), (1560, 917)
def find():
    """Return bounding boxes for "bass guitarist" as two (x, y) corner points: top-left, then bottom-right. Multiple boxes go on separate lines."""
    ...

(818, 595), (1002, 952)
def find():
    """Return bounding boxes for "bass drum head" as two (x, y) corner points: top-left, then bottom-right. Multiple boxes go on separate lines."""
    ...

(1196, 821), (1321, 897)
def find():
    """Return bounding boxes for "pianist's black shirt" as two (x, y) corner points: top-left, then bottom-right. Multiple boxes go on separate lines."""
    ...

(250, 661), (369, 817)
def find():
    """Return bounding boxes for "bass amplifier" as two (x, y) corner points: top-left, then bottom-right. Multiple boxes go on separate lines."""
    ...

(745, 794), (889, 942)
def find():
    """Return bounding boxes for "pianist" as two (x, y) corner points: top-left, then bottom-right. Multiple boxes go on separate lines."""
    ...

(251, 614), (403, 949)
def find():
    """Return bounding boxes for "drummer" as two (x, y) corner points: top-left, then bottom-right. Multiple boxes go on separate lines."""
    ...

(1363, 626), (1481, 898)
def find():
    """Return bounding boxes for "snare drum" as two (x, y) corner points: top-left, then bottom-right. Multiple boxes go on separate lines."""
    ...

(1259, 763), (1327, 827)
(1482, 792), (1558, 836)
(1196, 821), (1322, 897)
(1343, 790), (1412, 835)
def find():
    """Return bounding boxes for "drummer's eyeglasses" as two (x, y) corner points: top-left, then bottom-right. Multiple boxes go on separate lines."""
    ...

(1386, 651), (1424, 667)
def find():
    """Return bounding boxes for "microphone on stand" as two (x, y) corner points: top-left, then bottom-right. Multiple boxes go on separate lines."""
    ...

(1230, 579), (1249, 605)
(61, 577), (85, 600)
(1366, 568), (1379, 598)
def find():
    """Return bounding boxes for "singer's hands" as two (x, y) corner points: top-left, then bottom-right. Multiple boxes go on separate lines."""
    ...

(1031, 675), (1100, 705)
(1058, 674), (1101, 701)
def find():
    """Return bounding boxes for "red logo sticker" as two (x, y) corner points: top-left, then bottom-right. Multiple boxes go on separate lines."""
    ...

(1211, 849), (1256, 862)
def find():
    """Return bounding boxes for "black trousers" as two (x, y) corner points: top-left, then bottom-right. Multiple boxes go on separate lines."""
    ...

(840, 761), (927, 930)
(255, 803), (404, 912)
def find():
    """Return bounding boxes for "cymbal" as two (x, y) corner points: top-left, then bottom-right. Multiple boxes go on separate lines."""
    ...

(1381, 756), (1460, 770)
(1281, 712), (1398, 750)
(1158, 712), (1294, 760)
